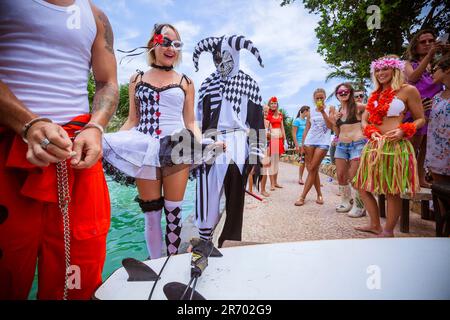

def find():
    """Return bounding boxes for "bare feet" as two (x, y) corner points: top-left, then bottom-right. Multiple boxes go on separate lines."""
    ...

(355, 225), (383, 235)
(298, 179), (304, 185)
(275, 184), (283, 188)
(270, 186), (276, 191)
(377, 230), (394, 238)
(294, 197), (305, 206)
(261, 191), (270, 197)
(316, 195), (324, 205)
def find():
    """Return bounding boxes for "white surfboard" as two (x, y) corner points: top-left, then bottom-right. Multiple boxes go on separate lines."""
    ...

(95, 238), (450, 300)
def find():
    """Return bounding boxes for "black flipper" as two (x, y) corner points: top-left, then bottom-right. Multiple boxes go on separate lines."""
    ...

(163, 282), (206, 300)
(122, 258), (159, 282)
(190, 237), (223, 257)
(210, 246), (223, 257)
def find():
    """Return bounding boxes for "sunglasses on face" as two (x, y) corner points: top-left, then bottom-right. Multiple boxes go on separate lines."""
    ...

(337, 90), (350, 96)
(159, 37), (183, 51)
(354, 93), (365, 99)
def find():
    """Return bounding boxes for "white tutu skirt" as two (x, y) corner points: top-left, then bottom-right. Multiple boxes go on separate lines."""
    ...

(103, 128), (218, 185)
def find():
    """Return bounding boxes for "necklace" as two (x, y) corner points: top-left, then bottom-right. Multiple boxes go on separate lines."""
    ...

(366, 87), (396, 125)
(151, 63), (173, 71)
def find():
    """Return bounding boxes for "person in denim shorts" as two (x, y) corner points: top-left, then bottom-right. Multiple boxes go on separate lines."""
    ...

(332, 83), (367, 218)
(295, 88), (335, 206)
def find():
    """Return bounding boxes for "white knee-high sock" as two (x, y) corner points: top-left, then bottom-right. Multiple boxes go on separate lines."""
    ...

(164, 199), (183, 255)
(144, 210), (163, 259)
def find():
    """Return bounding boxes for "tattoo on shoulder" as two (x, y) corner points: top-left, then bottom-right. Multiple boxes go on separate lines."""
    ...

(97, 10), (114, 54)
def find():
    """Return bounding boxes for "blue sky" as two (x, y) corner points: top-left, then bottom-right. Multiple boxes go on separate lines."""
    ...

(93, 0), (346, 118)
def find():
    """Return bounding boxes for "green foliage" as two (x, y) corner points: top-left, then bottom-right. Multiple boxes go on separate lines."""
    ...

(281, 0), (450, 83)
(279, 108), (294, 148)
(88, 73), (130, 132)
(107, 83), (130, 132)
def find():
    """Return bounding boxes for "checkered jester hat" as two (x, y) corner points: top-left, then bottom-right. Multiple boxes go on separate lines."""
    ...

(193, 35), (264, 71)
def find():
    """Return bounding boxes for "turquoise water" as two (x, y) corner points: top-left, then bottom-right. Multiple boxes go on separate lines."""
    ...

(29, 178), (196, 299)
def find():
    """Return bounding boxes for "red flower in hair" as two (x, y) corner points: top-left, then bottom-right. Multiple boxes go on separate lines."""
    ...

(153, 34), (164, 45)
(269, 96), (278, 103)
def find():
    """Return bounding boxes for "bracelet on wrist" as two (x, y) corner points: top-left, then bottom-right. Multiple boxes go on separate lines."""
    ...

(75, 122), (104, 136)
(398, 123), (416, 139)
(21, 117), (53, 143)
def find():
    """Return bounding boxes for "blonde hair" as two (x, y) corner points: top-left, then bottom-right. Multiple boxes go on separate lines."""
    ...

(313, 88), (326, 100)
(146, 23), (182, 67)
(371, 54), (405, 92)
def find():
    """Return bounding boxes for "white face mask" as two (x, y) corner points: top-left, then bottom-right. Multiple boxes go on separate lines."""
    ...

(215, 50), (234, 77)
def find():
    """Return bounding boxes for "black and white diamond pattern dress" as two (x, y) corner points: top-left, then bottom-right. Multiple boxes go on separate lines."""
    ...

(103, 76), (205, 183)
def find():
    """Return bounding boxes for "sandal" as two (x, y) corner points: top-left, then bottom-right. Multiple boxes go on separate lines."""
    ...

(295, 197), (305, 206)
(298, 180), (304, 185)
(316, 195), (324, 205)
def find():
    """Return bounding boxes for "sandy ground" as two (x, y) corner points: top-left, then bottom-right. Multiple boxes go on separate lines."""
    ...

(179, 161), (436, 251)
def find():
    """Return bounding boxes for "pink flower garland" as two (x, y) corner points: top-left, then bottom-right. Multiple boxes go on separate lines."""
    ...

(370, 58), (405, 74)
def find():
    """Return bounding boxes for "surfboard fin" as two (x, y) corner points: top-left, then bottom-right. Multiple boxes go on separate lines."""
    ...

(163, 282), (206, 300)
(122, 258), (160, 282)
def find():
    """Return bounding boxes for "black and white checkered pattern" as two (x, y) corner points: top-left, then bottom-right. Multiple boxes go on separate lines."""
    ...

(135, 85), (161, 138)
(223, 71), (262, 115)
(193, 36), (223, 71)
(165, 205), (182, 255)
(227, 35), (264, 68)
(198, 72), (222, 112)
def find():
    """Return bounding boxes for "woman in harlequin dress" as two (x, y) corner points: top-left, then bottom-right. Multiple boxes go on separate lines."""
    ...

(103, 23), (222, 259)
(353, 55), (425, 237)
(266, 96), (286, 189)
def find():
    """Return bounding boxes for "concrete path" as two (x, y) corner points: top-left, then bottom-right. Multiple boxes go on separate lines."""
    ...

(241, 161), (436, 243)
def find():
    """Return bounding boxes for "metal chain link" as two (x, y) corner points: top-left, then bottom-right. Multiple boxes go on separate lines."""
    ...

(56, 160), (71, 300)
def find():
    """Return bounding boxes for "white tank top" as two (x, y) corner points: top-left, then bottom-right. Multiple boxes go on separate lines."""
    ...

(304, 105), (332, 146)
(0, 0), (97, 124)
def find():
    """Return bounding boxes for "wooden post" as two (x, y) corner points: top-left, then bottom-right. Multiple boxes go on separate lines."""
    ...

(378, 195), (386, 218)
(421, 200), (430, 220)
(400, 198), (410, 233)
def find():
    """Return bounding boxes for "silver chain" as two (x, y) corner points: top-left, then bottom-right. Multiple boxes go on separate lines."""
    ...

(56, 160), (71, 300)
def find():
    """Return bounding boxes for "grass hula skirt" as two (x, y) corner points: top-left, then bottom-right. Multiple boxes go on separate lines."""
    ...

(353, 137), (419, 195)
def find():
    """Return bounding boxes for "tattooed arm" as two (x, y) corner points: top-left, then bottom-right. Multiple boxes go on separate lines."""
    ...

(71, 3), (119, 169)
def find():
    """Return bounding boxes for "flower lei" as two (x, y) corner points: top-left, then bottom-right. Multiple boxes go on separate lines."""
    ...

(366, 87), (396, 125)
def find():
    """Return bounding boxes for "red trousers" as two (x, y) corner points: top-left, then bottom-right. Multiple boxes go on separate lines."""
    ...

(0, 117), (111, 300)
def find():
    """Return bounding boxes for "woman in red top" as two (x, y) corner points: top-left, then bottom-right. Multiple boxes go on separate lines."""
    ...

(266, 96), (286, 189)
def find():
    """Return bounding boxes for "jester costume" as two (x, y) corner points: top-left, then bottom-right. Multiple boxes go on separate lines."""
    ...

(192, 35), (266, 247)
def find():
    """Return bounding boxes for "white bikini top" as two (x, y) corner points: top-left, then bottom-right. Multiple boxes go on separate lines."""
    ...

(374, 97), (406, 116)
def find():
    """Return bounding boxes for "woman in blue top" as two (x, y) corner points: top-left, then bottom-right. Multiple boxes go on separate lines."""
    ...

(292, 105), (310, 184)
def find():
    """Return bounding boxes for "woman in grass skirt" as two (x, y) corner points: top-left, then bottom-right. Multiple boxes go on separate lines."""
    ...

(353, 55), (425, 237)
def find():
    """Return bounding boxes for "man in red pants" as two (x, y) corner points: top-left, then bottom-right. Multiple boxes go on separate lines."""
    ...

(0, 0), (118, 299)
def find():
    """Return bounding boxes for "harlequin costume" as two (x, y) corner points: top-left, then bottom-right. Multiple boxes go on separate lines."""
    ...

(0, 0), (110, 300)
(353, 57), (420, 195)
(103, 70), (217, 259)
(192, 34), (266, 247)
